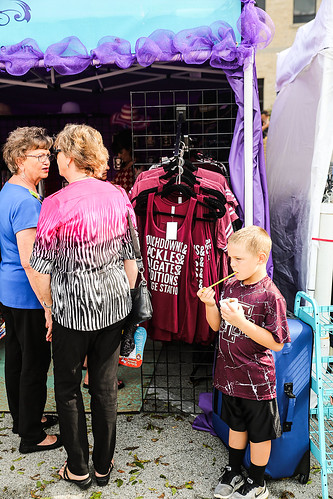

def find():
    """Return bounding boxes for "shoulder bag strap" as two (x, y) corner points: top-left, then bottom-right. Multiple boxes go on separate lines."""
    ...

(127, 211), (145, 276)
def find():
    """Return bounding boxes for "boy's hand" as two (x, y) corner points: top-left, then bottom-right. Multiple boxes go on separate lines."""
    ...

(197, 287), (216, 307)
(221, 301), (246, 328)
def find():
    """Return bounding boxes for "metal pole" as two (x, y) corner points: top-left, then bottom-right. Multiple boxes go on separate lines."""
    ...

(244, 49), (254, 226)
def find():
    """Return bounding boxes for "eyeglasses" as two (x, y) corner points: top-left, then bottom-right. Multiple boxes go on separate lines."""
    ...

(26, 153), (55, 163)
(54, 148), (61, 155)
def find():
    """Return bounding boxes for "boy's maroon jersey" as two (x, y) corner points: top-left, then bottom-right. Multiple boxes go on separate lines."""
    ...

(214, 276), (290, 401)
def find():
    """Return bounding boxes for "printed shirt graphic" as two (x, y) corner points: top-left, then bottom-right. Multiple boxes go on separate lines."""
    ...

(30, 179), (136, 331)
(214, 276), (290, 401)
(191, 195), (218, 345)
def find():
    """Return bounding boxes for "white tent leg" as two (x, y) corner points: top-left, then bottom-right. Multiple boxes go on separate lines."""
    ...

(244, 49), (254, 227)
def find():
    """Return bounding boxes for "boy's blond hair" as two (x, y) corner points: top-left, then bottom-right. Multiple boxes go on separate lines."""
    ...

(228, 225), (272, 261)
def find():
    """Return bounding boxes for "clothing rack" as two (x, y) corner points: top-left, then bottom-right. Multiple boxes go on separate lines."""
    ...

(173, 114), (188, 186)
(195, 151), (229, 178)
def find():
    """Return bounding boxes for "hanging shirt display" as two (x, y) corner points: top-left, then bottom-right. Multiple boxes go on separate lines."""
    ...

(132, 154), (240, 345)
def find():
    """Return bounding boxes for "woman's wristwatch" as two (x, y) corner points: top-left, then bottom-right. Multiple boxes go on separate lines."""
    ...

(43, 301), (52, 309)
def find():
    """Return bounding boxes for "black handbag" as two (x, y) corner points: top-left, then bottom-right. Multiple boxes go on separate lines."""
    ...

(125, 211), (153, 326)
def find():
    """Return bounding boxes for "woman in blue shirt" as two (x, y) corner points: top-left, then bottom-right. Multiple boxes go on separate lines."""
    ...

(0, 127), (61, 454)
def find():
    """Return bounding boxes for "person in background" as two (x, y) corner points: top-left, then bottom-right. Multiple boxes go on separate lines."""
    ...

(29, 124), (138, 490)
(0, 127), (61, 454)
(261, 110), (270, 138)
(111, 129), (137, 192)
(261, 110), (270, 163)
(198, 226), (290, 499)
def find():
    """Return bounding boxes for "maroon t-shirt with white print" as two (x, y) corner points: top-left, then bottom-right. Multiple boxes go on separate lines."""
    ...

(214, 275), (290, 401)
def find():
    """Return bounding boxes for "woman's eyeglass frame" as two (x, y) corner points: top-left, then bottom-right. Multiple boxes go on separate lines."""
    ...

(25, 153), (55, 163)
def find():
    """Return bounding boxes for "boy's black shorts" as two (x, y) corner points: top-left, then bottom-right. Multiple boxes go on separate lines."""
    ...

(221, 393), (282, 443)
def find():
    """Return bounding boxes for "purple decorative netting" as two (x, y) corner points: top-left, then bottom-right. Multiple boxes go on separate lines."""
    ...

(210, 21), (252, 70)
(91, 36), (135, 69)
(239, 1), (275, 51)
(173, 26), (214, 65)
(136, 29), (178, 67)
(0, 2), (274, 75)
(0, 38), (43, 76)
(44, 36), (92, 75)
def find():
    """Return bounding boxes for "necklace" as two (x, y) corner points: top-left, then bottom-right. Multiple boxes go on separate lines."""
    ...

(29, 189), (43, 204)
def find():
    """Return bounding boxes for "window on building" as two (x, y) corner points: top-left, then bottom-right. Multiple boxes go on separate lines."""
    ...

(255, 0), (265, 10)
(293, 0), (316, 23)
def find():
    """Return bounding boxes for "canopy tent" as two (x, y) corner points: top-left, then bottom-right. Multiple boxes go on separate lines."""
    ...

(267, 0), (333, 309)
(0, 0), (274, 273)
(1, 0), (242, 58)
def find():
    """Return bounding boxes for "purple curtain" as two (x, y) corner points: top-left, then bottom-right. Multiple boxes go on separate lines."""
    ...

(225, 65), (273, 278)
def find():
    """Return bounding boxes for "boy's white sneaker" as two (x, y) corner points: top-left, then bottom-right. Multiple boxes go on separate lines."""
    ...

(232, 477), (269, 498)
(214, 465), (244, 498)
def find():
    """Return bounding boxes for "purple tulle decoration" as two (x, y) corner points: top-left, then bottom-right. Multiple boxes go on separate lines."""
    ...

(92, 36), (136, 69)
(136, 30), (177, 67)
(0, 38), (43, 76)
(210, 21), (249, 70)
(44, 36), (92, 75)
(239, 2), (275, 50)
(0, 1), (275, 75)
(173, 26), (213, 64)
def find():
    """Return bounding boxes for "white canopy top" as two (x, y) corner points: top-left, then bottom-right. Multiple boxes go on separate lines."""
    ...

(276, 0), (333, 92)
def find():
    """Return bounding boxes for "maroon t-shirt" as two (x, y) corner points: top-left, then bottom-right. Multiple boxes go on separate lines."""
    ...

(214, 276), (290, 401)
(142, 193), (197, 339)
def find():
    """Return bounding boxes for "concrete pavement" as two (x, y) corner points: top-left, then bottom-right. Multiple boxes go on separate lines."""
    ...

(0, 412), (331, 498)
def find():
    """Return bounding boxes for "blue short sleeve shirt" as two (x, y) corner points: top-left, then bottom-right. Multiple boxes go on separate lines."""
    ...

(0, 183), (42, 309)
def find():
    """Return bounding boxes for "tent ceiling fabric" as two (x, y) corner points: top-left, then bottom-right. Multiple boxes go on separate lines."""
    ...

(0, 0), (274, 78)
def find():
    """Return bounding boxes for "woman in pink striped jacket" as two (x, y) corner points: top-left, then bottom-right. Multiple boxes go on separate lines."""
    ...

(29, 124), (138, 490)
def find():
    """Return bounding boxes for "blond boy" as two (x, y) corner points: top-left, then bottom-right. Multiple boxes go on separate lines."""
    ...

(198, 226), (290, 499)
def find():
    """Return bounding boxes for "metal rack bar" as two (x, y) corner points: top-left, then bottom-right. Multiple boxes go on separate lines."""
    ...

(294, 291), (333, 499)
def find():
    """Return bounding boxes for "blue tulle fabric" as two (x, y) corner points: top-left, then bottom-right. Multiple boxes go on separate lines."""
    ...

(0, 1), (274, 75)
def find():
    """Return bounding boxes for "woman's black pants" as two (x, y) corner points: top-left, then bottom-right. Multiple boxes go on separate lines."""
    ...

(52, 318), (125, 476)
(0, 303), (50, 445)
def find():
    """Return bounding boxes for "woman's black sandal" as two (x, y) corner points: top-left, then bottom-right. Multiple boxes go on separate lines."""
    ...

(95, 462), (114, 486)
(42, 414), (59, 429)
(60, 463), (92, 490)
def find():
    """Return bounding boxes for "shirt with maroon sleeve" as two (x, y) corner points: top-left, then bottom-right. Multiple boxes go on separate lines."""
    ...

(214, 275), (290, 401)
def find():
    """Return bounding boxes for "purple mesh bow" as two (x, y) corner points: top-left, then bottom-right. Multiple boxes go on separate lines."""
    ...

(92, 36), (136, 69)
(0, 38), (43, 75)
(239, 1), (275, 50)
(44, 36), (92, 75)
(136, 30), (177, 67)
(173, 26), (214, 64)
(210, 21), (251, 70)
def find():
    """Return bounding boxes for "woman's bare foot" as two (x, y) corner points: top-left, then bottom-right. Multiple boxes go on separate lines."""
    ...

(95, 459), (114, 478)
(39, 434), (58, 446)
(59, 462), (90, 481)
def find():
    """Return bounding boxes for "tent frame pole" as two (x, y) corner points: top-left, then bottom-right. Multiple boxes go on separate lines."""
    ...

(244, 49), (254, 227)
